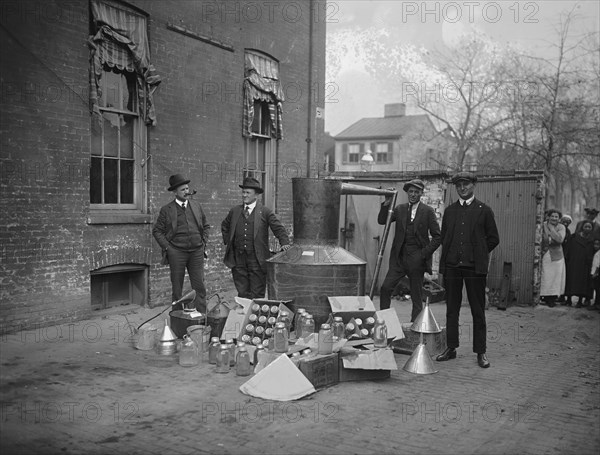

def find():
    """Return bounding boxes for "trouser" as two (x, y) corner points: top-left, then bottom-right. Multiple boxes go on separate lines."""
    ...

(380, 247), (425, 322)
(232, 249), (266, 299)
(167, 246), (207, 312)
(444, 266), (487, 354)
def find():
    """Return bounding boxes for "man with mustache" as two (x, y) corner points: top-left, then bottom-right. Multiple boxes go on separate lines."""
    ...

(153, 174), (210, 312)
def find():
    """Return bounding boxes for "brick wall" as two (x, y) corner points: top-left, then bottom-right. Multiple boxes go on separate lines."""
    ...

(0, 0), (326, 331)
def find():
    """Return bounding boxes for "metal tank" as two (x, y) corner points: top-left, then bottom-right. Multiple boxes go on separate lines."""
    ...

(267, 178), (396, 327)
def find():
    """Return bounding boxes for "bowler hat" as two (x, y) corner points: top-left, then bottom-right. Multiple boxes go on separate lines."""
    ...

(168, 174), (190, 191)
(403, 179), (425, 192)
(584, 207), (599, 216)
(451, 172), (477, 185)
(239, 176), (263, 194)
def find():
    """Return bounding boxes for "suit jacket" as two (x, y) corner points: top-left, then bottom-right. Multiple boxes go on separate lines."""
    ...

(221, 202), (290, 271)
(439, 198), (500, 275)
(152, 200), (210, 264)
(378, 201), (441, 274)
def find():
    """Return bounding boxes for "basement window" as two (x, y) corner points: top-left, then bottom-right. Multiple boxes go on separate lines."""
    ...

(90, 264), (147, 310)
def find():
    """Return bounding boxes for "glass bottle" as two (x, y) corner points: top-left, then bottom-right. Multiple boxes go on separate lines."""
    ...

(270, 305), (279, 315)
(273, 322), (289, 353)
(373, 317), (388, 348)
(241, 334), (251, 343)
(236, 345), (252, 376)
(267, 316), (277, 326)
(332, 316), (345, 340)
(215, 344), (230, 373)
(179, 335), (199, 366)
(252, 336), (262, 346)
(252, 303), (260, 313)
(253, 344), (265, 366)
(277, 311), (291, 335)
(255, 326), (265, 335)
(261, 304), (270, 314)
(225, 339), (236, 366)
(318, 323), (333, 355)
(355, 318), (363, 328)
(345, 322), (356, 338)
(249, 314), (258, 323)
(300, 314), (315, 338)
(245, 323), (255, 334)
(360, 328), (369, 338)
(258, 315), (267, 325)
(235, 341), (246, 362)
(208, 337), (221, 364)
(294, 308), (306, 337)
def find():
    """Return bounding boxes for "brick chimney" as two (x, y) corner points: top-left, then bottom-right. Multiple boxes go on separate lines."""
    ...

(384, 103), (406, 117)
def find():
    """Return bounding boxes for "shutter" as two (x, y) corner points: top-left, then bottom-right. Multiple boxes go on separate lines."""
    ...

(388, 142), (394, 164)
(370, 142), (377, 162)
(342, 143), (348, 164)
(359, 143), (364, 155)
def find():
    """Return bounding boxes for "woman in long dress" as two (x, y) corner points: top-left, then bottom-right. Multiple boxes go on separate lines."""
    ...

(564, 220), (595, 307)
(540, 209), (566, 307)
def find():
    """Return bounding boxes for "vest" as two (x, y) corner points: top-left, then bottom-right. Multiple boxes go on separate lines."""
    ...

(234, 208), (255, 252)
(445, 202), (475, 267)
(170, 204), (203, 251)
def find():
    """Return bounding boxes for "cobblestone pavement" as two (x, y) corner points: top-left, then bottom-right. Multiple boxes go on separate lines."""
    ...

(1, 296), (599, 455)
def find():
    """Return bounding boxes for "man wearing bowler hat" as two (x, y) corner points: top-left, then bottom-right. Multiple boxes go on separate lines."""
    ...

(221, 177), (292, 299)
(377, 179), (441, 322)
(153, 174), (210, 312)
(436, 172), (499, 368)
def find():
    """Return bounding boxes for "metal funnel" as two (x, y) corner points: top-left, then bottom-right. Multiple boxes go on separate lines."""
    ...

(159, 318), (177, 342)
(410, 298), (441, 334)
(403, 335), (438, 375)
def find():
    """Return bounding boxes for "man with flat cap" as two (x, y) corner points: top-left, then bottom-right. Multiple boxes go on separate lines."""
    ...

(437, 172), (499, 368)
(221, 177), (292, 299)
(153, 174), (210, 312)
(377, 179), (441, 322)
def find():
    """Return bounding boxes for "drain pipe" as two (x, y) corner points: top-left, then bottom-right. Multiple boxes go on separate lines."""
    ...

(305, 0), (315, 177)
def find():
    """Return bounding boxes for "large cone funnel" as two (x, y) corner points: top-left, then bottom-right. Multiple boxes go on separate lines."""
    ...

(403, 342), (438, 375)
(159, 318), (177, 342)
(410, 299), (441, 334)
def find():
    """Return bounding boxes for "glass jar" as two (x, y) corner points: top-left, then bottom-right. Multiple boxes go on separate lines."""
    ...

(261, 304), (270, 314)
(345, 322), (356, 338)
(249, 314), (258, 323)
(255, 326), (265, 335)
(267, 316), (277, 326)
(236, 345), (252, 376)
(277, 311), (291, 335)
(208, 337), (221, 364)
(253, 344), (265, 366)
(235, 341), (246, 361)
(332, 316), (345, 340)
(301, 314), (315, 338)
(270, 305), (279, 315)
(252, 303), (260, 313)
(318, 323), (333, 355)
(373, 317), (388, 348)
(273, 322), (289, 353)
(215, 345), (230, 373)
(179, 335), (199, 367)
(245, 323), (255, 334)
(258, 315), (267, 325)
(226, 339), (236, 366)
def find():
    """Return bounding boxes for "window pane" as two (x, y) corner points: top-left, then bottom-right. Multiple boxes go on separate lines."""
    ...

(121, 115), (134, 158)
(91, 118), (102, 156)
(90, 157), (102, 204)
(103, 112), (120, 157)
(124, 74), (136, 112)
(104, 158), (118, 203)
(102, 71), (121, 109)
(120, 160), (134, 204)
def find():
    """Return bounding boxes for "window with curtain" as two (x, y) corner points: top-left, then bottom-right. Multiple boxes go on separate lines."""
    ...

(243, 50), (283, 210)
(88, 0), (160, 211)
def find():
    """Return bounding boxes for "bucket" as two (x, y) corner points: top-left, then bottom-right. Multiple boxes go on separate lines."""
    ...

(169, 310), (204, 339)
(134, 327), (157, 350)
(187, 325), (212, 352)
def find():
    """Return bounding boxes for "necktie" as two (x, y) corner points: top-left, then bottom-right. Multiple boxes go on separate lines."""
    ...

(407, 204), (412, 222)
(244, 205), (250, 218)
(181, 202), (186, 210)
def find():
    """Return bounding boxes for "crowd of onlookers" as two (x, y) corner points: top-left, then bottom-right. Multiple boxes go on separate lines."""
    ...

(540, 207), (600, 310)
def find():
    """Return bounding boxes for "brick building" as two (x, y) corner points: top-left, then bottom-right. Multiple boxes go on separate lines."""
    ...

(0, 0), (326, 330)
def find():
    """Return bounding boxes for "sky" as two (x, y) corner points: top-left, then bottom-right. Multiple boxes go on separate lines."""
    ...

(324, 0), (600, 136)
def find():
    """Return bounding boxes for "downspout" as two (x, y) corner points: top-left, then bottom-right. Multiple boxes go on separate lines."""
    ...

(306, 0), (314, 178)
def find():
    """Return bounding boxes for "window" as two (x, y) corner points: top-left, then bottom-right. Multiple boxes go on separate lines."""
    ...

(91, 69), (139, 206)
(375, 143), (391, 163)
(88, 0), (160, 219)
(243, 50), (283, 210)
(90, 264), (148, 310)
(341, 143), (362, 164)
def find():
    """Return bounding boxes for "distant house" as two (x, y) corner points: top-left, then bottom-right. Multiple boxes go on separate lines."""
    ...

(333, 103), (454, 173)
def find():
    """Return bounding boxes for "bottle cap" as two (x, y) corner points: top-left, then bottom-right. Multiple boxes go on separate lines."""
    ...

(211, 337), (220, 343)
(320, 323), (331, 330)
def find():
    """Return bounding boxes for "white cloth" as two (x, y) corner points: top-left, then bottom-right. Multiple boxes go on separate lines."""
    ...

(592, 250), (600, 275)
(540, 251), (566, 296)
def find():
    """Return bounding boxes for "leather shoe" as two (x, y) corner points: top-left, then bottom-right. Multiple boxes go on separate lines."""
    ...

(477, 353), (490, 368)
(436, 347), (456, 361)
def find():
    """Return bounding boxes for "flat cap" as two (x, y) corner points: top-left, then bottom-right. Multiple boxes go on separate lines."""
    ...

(451, 172), (477, 184)
(403, 179), (425, 192)
(584, 207), (599, 216)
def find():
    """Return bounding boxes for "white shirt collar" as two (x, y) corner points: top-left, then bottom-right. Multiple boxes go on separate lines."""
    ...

(459, 195), (475, 206)
(245, 200), (257, 213)
(176, 199), (186, 208)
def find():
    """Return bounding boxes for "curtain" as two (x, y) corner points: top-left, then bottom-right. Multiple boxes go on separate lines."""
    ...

(88, 0), (161, 126)
(243, 51), (284, 139)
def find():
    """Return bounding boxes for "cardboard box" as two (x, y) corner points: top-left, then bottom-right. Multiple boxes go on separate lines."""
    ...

(392, 323), (447, 356)
(298, 353), (339, 389)
(328, 296), (376, 324)
(338, 347), (396, 382)
(221, 298), (292, 343)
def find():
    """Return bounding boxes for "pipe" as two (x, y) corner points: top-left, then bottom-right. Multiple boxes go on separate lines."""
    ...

(305, 0), (315, 177)
(369, 191), (398, 299)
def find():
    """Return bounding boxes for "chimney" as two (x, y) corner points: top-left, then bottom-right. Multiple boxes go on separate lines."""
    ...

(384, 103), (406, 117)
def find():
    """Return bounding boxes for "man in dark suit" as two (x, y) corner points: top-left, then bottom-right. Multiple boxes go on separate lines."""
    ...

(436, 172), (500, 368)
(575, 208), (600, 241)
(153, 174), (210, 312)
(377, 179), (441, 322)
(221, 177), (291, 299)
